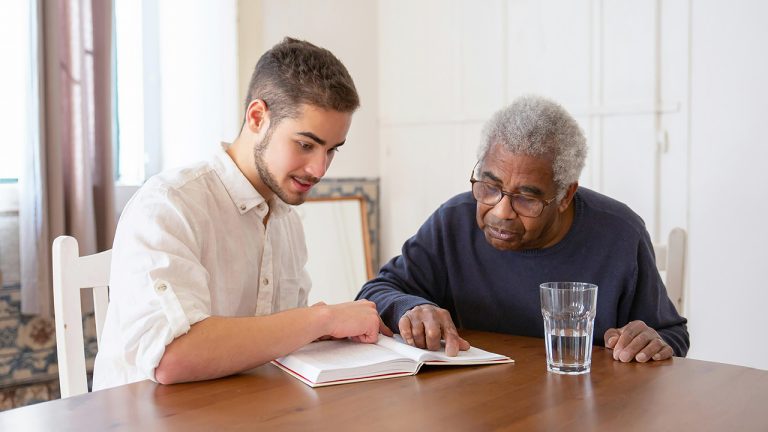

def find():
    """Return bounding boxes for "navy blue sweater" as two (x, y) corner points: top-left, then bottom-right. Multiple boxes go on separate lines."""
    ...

(358, 188), (689, 356)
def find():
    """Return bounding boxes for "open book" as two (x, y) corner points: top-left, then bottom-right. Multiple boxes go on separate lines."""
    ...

(272, 335), (513, 387)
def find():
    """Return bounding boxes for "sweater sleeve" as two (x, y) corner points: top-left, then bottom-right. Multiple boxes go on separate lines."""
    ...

(630, 230), (690, 357)
(356, 208), (450, 333)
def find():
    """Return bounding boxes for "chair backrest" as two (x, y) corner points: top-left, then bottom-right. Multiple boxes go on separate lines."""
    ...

(653, 227), (687, 315)
(52, 235), (111, 398)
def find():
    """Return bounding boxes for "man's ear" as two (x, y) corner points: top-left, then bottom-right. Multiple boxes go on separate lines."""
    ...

(244, 99), (270, 134)
(557, 182), (579, 212)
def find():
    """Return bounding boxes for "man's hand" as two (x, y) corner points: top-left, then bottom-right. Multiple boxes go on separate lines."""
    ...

(319, 300), (393, 343)
(604, 320), (674, 362)
(398, 304), (470, 356)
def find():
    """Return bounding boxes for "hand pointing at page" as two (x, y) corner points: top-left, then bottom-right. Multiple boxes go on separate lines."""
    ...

(398, 304), (471, 356)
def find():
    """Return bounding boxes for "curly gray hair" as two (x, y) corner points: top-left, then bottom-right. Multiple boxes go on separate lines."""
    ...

(478, 95), (587, 198)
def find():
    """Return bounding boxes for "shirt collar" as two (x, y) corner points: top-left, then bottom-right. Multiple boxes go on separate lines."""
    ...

(213, 143), (292, 219)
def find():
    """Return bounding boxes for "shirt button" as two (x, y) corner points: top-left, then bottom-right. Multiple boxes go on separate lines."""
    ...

(239, 204), (247, 211)
(263, 278), (269, 286)
(257, 203), (265, 210)
(155, 282), (167, 293)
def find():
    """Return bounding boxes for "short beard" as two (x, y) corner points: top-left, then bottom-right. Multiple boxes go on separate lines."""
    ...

(253, 130), (307, 206)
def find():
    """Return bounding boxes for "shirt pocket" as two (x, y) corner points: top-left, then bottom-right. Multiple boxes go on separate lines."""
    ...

(278, 277), (304, 310)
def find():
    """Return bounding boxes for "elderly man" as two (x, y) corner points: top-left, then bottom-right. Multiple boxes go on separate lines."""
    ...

(358, 95), (688, 363)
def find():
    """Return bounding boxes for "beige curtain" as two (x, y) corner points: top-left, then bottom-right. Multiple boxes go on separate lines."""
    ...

(19, 0), (115, 316)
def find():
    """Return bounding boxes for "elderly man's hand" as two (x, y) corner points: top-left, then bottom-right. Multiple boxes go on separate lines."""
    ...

(604, 320), (674, 362)
(398, 304), (470, 356)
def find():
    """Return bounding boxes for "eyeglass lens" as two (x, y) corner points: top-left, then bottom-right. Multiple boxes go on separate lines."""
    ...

(472, 182), (544, 217)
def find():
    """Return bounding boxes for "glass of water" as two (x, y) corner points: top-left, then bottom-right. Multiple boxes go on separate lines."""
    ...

(540, 282), (598, 375)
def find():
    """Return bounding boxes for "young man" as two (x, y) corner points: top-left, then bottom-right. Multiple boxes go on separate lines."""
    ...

(93, 38), (390, 390)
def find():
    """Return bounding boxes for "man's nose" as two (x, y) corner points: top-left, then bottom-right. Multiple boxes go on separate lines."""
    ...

(305, 152), (328, 179)
(490, 195), (519, 220)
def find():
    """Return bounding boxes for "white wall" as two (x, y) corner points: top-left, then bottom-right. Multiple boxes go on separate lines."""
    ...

(247, 0), (379, 179)
(685, 1), (768, 369)
(379, 0), (506, 258)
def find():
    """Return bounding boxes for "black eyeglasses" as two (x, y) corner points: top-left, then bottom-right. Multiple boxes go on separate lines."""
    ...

(469, 163), (557, 218)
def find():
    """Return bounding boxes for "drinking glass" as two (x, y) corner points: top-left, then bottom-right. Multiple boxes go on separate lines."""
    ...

(540, 282), (598, 375)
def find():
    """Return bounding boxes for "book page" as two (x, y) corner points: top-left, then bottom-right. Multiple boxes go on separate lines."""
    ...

(377, 335), (511, 364)
(276, 339), (418, 384)
(288, 340), (405, 369)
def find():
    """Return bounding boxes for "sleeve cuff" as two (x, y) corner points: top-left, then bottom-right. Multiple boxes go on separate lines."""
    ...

(140, 279), (209, 382)
(153, 279), (193, 338)
(387, 295), (437, 333)
(657, 327), (690, 357)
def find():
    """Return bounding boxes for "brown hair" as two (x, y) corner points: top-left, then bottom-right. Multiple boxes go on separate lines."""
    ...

(244, 37), (360, 126)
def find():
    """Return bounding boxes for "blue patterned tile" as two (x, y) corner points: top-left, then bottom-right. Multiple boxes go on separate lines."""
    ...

(0, 353), (13, 379)
(0, 349), (58, 386)
(0, 319), (18, 353)
(17, 316), (55, 351)
(0, 284), (20, 319)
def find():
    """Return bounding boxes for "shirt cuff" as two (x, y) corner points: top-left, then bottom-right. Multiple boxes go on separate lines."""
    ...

(389, 295), (437, 333)
(138, 279), (209, 381)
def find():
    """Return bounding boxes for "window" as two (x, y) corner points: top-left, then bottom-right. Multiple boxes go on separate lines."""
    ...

(113, 0), (238, 186)
(0, 1), (33, 184)
(114, 0), (161, 185)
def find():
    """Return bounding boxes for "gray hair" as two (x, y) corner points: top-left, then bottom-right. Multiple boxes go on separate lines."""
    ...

(478, 95), (587, 198)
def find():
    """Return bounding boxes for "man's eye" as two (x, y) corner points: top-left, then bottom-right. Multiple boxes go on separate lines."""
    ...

(329, 147), (340, 153)
(514, 195), (539, 206)
(481, 183), (499, 195)
(298, 141), (312, 150)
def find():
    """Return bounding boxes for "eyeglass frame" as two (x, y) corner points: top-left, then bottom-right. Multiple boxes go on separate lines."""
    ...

(469, 161), (558, 218)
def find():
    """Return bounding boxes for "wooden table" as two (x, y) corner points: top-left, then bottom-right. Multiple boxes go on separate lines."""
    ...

(1, 331), (767, 431)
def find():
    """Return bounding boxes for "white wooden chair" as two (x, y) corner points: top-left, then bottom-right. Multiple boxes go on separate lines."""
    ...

(52, 235), (111, 398)
(654, 227), (687, 315)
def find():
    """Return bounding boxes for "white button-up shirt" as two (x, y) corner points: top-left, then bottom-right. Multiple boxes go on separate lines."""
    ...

(93, 145), (310, 391)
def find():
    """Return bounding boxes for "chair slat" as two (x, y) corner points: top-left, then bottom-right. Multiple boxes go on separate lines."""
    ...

(52, 236), (111, 398)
